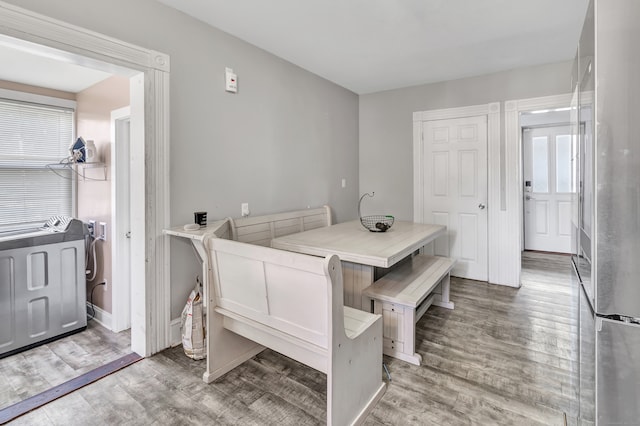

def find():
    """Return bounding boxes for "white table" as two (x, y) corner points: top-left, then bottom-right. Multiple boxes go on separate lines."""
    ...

(271, 220), (445, 310)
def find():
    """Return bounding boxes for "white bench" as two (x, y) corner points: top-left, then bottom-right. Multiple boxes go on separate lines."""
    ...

(229, 205), (331, 246)
(203, 227), (386, 425)
(362, 254), (455, 365)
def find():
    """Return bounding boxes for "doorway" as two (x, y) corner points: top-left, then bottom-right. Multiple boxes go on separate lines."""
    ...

(522, 124), (573, 253)
(501, 94), (573, 287)
(413, 103), (500, 284)
(0, 3), (170, 412)
(0, 1), (170, 405)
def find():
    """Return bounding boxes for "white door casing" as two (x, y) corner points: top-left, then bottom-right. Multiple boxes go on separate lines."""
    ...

(523, 126), (573, 253)
(422, 116), (488, 280)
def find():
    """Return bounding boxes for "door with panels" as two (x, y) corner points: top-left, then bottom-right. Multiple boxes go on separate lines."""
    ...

(522, 125), (573, 253)
(421, 115), (488, 281)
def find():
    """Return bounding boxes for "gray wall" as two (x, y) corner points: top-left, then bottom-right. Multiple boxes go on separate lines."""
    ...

(6, 0), (359, 318)
(359, 61), (572, 221)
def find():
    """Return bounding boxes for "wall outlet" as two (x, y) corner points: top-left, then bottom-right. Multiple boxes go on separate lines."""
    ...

(99, 222), (107, 241)
(102, 279), (108, 291)
(88, 220), (96, 238)
(241, 203), (249, 217)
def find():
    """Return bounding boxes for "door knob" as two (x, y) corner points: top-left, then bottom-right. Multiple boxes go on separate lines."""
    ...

(125, 231), (131, 238)
(478, 203), (486, 210)
(525, 195), (536, 201)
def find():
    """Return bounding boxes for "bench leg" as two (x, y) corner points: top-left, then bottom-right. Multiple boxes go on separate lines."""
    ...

(432, 273), (454, 310)
(374, 300), (422, 366)
(328, 315), (386, 425)
(202, 309), (263, 383)
(402, 306), (422, 366)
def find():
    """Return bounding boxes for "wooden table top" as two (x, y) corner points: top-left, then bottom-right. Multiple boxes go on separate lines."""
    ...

(271, 220), (445, 268)
(163, 220), (226, 241)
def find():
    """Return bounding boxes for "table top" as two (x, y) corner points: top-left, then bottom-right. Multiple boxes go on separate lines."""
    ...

(271, 220), (445, 268)
(163, 220), (226, 241)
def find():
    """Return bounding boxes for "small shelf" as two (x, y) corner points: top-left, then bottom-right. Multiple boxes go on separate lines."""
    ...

(78, 162), (107, 181)
(46, 162), (107, 181)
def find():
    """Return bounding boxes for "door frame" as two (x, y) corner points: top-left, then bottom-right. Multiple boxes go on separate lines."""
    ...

(111, 106), (131, 333)
(0, 2), (171, 356)
(413, 102), (500, 283)
(505, 94), (572, 286)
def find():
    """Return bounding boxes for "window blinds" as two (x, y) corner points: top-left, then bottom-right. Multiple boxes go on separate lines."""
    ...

(0, 99), (74, 230)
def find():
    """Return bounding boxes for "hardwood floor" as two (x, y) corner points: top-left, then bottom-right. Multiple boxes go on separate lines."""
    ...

(0, 320), (131, 411)
(8, 252), (578, 425)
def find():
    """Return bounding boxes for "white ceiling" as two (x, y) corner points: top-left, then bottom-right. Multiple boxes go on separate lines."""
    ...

(157, 0), (589, 94)
(0, 1), (590, 95)
(0, 39), (113, 94)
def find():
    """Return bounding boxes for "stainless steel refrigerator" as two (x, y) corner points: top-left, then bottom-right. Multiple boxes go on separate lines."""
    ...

(571, 1), (640, 424)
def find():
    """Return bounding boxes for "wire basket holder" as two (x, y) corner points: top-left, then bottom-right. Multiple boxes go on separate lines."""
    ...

(358, 192), (394, 232)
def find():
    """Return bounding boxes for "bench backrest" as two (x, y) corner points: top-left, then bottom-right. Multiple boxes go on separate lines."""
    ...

(206, 234), (342, 349)
(229, 205), (332, 246)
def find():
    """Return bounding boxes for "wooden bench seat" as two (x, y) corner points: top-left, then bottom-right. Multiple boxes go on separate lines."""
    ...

(204, 227), (386, 425)
(362, 254), (455, 365)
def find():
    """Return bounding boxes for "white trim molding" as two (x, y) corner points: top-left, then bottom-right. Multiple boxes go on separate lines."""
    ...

(170, 318), (182, 348)
(503, 93), (572, 288)
(86, 302), (113, 331)
(0, 1), (171, 356)
(413, 102), (502, 284)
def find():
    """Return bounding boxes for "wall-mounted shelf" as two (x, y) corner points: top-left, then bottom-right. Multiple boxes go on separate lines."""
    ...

(78, 162), (107, 181)
(46, 162), (107, 181)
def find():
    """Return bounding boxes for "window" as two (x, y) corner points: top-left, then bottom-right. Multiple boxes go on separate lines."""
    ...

(555, 134), (572, 193)
(532, 136), (549, 193)
(0, 90), (75, 231)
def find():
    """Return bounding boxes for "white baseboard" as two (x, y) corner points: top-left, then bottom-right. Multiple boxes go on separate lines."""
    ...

(170, 318), (182, 347)
(86, 302), (112, 330)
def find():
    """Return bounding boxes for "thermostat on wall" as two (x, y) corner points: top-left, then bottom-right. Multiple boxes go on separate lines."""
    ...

(225, 67), (237, 93)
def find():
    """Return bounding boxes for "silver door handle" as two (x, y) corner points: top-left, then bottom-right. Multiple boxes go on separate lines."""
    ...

(478, 203), (486, 210)
(525, 195), (536, 201)
(125, 231), (131, 238)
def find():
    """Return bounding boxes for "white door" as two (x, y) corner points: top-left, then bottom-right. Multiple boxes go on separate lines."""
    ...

(422, 115), (488, 281)
(111, 106), (132, 333)
(523, 126), (573, 253)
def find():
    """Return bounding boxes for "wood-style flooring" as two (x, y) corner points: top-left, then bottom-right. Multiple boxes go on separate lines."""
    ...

(7, 252), (578, 425)
(0, 320), (131, 411)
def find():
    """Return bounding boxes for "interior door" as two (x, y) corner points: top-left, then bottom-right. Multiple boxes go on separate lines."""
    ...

(523, 125), (573, 253)
(112, 106), (132, 333)
(422, 115), (488, 281)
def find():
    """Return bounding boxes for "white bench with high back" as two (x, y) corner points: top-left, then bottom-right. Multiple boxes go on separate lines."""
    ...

(229, 205), (331, 246)
(362, 253), (455, 365)
(203, 219), (385, 425)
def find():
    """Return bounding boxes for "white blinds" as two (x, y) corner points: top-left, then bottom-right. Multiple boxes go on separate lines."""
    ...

(0, 99), (74, 230)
